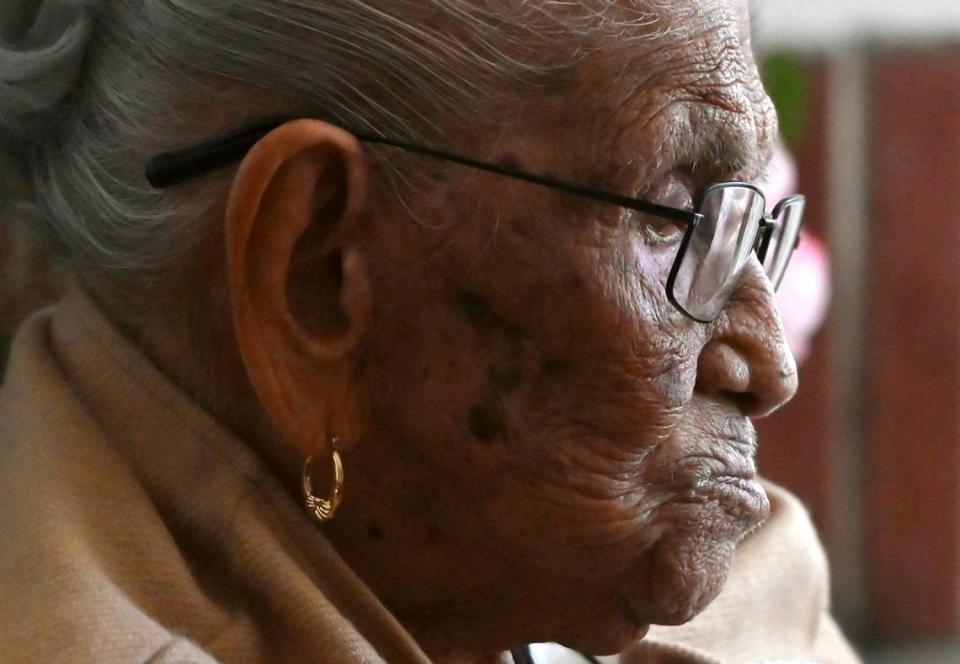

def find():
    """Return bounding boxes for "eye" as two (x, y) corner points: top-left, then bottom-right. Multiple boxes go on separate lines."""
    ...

(641, 217), (686, 246)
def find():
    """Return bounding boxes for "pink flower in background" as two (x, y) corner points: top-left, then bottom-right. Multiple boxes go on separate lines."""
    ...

(761, 143), (831, 364)
(777, 235), (830, 364)
(762, 144), (799, 212)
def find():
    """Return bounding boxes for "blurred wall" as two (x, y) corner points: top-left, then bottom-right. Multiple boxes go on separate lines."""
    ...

(753, 0), (960, 645)
(755, 0), (960, 48)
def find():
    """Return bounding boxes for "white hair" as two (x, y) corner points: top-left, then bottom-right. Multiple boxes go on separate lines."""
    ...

(1, 0), (662, 286)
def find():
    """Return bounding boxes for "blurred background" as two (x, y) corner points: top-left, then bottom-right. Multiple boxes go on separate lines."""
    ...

(752, 1), (960, 662)
(1, 1), (959, 663)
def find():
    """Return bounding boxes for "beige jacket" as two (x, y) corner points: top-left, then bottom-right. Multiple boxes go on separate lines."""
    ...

(0, 289), (860, 663)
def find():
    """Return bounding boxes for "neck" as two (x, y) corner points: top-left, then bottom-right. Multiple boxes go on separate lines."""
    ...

(420, 643), (513, 664)
(395, 601), (531, 664)
(86, 276), (303, 486)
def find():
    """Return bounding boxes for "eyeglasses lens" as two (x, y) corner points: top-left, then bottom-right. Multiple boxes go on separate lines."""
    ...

(764, 197), (806, 290)
(671, 185), (766, 321)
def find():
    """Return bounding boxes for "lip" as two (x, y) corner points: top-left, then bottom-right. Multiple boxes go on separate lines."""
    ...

(662, 431), (770, 524)
(711, 451), (759, 483)
(668, 443), (759, 490)
(623, 468), (769, 627)
(704, 473), (771, 527)
(688, 436), (770, 520)
(711, 471), (767, 501)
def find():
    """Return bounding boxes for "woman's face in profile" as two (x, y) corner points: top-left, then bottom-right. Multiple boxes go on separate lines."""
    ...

(322, 0), (797, 654)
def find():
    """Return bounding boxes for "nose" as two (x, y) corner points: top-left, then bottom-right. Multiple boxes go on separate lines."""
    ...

(695, 262), (798, 418)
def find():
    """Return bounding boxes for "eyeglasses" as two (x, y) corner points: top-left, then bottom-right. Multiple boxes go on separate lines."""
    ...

(145, 117), (804, 323)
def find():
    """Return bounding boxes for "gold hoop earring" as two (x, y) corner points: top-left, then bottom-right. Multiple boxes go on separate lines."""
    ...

(302, 440), (344, 523)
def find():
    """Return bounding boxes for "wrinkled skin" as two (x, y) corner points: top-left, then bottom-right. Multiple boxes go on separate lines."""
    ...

(316, 1), (797, 660)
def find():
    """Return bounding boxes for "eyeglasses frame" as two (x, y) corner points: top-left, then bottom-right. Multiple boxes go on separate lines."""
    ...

(761, 194), (807, 290)
(145, 117), (804, 323)
(665, 183), (806, 323)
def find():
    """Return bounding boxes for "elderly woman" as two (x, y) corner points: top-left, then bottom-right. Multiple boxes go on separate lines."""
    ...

(0, 1), (858, 663)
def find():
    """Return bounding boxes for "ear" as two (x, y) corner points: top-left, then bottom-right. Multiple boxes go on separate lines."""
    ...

(225, 119), (372, 459)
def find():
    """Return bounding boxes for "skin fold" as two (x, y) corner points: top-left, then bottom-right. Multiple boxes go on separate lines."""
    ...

(124, 1), (797, 662)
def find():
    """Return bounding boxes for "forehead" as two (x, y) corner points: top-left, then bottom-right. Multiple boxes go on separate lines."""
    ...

(424, 0), (768, 180)
(601, 0), (752, 44)
(575, 1), (766, 163)
(518, 0), (756, 92)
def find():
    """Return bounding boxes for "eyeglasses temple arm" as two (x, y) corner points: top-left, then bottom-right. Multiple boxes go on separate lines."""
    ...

(145, 120), (287, 189)
(383, 140), (698, 224)
(145, 118), (699, 226)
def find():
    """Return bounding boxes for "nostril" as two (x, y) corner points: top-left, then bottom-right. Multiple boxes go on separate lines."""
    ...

(722, 390), (761, 417)
(752, 369), (799, 418)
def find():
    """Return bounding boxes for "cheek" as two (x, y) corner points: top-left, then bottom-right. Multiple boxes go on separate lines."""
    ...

(596, 232), (702, 405)
(457, 234), (707, 568)
(362, 201), (706, 574)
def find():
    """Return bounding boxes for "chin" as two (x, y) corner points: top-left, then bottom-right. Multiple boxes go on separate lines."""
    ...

(647, 538), (736, 626)
(558, 616), (651, 656)
(632, 481), (770, 626)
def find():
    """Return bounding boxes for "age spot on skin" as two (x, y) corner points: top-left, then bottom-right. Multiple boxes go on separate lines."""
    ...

(489, 365), (523, 393)
(564, 273), (583, 290)
(455, 289), (506, 335)
(503, 323), (525, 345)
(468, 400), (506, 441)
(511, 218), (534, 240)
(454, 289), (526, 345)
(354, 352), (371, 378)
(367, 522), (385, 540)
(541, 356), (574, 376)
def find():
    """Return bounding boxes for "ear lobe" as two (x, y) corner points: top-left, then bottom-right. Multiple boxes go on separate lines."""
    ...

(224, 120), (372, 456)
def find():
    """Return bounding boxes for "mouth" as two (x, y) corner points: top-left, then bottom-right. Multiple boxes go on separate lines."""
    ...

(691, 457), (770, 533)
(623, 450), (769, 627)
(656, 427), (770, 529)
(617, 418), (771, 626)
(702, 472), (770, 526)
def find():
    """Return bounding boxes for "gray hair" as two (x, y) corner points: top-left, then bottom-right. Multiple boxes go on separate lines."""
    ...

(1, 0), (662, 286)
